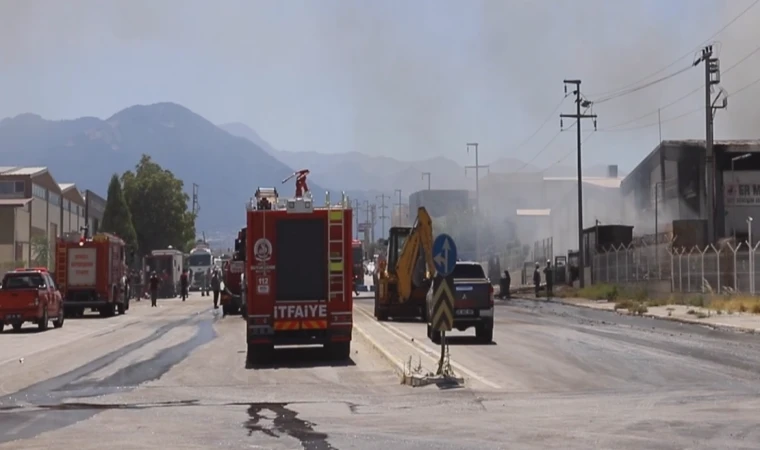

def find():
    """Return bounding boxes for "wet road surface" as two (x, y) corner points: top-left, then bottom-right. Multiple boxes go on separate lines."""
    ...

(1, 293), (760, 449)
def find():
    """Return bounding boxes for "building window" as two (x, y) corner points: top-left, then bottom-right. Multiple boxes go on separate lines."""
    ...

(32, 183), (46, 200)
(0, 180), (24, 196)
(49, 191), (60, 206)
(75, 205), (80, 216)
(65, 199), (71, 212)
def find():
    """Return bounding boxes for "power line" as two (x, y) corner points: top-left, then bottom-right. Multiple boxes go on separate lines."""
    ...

(592, 64), (696, 104)
(598, 71), (760, 133)
(548, 131), (596, 167)
(602, 43), (760, 130)
(587, 0), (760, 98)
(503, 95), (569, 155)
(515, 120), (575, 173)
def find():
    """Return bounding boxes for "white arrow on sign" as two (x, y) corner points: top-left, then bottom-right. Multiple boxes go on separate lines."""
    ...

(434, 237), (451, 274)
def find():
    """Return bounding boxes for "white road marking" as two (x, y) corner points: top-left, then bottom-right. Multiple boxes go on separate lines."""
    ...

(354, 305), (502, 389)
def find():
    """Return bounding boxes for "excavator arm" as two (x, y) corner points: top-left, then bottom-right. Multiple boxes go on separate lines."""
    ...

(396, 207), (435, 301)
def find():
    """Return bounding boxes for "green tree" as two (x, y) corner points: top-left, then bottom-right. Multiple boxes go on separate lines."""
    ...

(30, 235), (49, 267)
(100, 174), (138, 252)
(122, 155), (196, 256)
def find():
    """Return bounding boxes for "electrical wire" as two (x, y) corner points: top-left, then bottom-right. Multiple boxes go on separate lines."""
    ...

(601, 43), (760, 130)
(503, 95), (569, 155)
(548, 132), (596, 168)
(514, 121), (575, 173)
(586, 0), (760, 98)
(591, 65), (695, 104)
(599, 72), (760, 133)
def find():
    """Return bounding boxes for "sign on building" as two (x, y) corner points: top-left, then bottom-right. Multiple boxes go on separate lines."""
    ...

(724, 171), (760, 206)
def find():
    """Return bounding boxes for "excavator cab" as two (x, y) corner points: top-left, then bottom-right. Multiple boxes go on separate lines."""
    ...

(385, 227), (411, 276)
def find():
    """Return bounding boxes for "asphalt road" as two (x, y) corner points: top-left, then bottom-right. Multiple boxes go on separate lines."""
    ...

(1, 292), (760, 449)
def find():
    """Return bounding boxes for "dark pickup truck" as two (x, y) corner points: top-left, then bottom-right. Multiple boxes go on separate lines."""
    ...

(426, 261), (494, 344)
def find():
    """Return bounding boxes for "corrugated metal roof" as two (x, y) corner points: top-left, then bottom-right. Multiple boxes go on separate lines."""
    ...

(0, 198), (32, 207)
(2, 166), (47, 177)
(0, 166), (17, 175)
(59, 183), (75, 192)
(516, 209), (551, 216)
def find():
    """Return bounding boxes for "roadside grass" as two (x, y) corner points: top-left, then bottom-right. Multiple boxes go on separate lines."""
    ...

(556, 283), (760, 316)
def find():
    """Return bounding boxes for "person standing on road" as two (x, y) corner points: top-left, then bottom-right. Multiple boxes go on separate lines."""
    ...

(180, 269), (189, 301)
(543, 259), (554, 299)
(202, 268), (210, 297)
(211, 269), (221, 309)
(149, 271), (160, 307)
(533, 262), (541, 298)
(500, 269), (511, 300)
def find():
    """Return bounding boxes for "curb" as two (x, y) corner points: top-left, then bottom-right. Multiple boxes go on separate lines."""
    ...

(353, 320), (465, 387)
(514, 296), (760, 335)
(353, 322), (446, 387)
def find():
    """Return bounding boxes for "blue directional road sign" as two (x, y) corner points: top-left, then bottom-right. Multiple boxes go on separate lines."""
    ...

(432, 233), (458, 277)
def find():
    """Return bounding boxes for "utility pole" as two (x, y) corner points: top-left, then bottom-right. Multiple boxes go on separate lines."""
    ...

(394, 189), (406, 226)
(422, 172), (431, 190)
(698, 45), (725, 243)
(465, 143), (489, 261)
(370, 204), (377, 243)
(560, 80), (597, 289)
(353, 199), (360, 239)
(376, 195), (390, 239)
(363, 200), (371, 245)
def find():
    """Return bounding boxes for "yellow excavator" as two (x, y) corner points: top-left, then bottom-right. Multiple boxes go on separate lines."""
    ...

(373, 207), (436, 321)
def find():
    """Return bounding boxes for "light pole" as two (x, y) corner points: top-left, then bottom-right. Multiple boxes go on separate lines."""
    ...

(731, 153), (751, 238)
(422, 172), (431, 190)
(748, 216), (754, 294)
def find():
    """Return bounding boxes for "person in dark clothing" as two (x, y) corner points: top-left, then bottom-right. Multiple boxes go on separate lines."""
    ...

(210, 269), (221, 309)
(125, 272), (132, 301)
(500, 269), (511, 300)
(533, 262), (541, 298)
(180, 270), (189, 301)
(543, 260), (554, 299)
(149, 271), (160, 307)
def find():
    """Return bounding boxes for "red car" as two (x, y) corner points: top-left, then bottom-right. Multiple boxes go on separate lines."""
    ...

(0, 268), (65, 332)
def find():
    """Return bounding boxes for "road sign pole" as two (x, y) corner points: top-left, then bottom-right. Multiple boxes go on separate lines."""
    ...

(438, 330), (446, 375)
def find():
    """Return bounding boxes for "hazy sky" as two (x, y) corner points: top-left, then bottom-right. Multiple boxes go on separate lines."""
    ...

(1, 0), (759, 171)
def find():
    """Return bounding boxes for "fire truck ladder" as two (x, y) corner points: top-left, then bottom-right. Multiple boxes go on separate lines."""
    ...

(327, 193), (348, 303)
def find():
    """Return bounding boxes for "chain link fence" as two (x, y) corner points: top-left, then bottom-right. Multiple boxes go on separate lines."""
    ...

(591, 240), (760, 294)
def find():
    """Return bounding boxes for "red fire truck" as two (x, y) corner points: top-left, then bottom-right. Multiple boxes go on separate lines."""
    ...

(244, 185), (353, 365)
(55, 230), (129, 317)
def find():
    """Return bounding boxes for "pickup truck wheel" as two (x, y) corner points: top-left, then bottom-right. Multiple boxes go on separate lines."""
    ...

(38, 309), (49, 331)
(12, 322), (22, 332)
(52, 310), (65, 328)
(0, 321), (4, 332)
(476, 326), (493, 343)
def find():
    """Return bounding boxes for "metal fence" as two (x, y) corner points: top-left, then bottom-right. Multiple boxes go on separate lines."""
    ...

(591, 240), (760, 294)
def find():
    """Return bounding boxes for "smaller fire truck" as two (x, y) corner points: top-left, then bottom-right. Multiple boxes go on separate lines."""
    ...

(56, 230), (129, 317)
(245, 172), (353, 365)
(221, 227), (246, 316)
(0, 267), (64, 332)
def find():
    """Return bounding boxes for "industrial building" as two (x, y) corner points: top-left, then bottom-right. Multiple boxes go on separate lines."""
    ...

(621, 139), (760, 243)
(478, 166), (624, 257)
(0, 167), (104, 270)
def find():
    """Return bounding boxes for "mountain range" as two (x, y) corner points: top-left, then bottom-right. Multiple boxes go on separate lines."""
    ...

(219, 122), (621, 194)
(0, 102), (623, 239)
